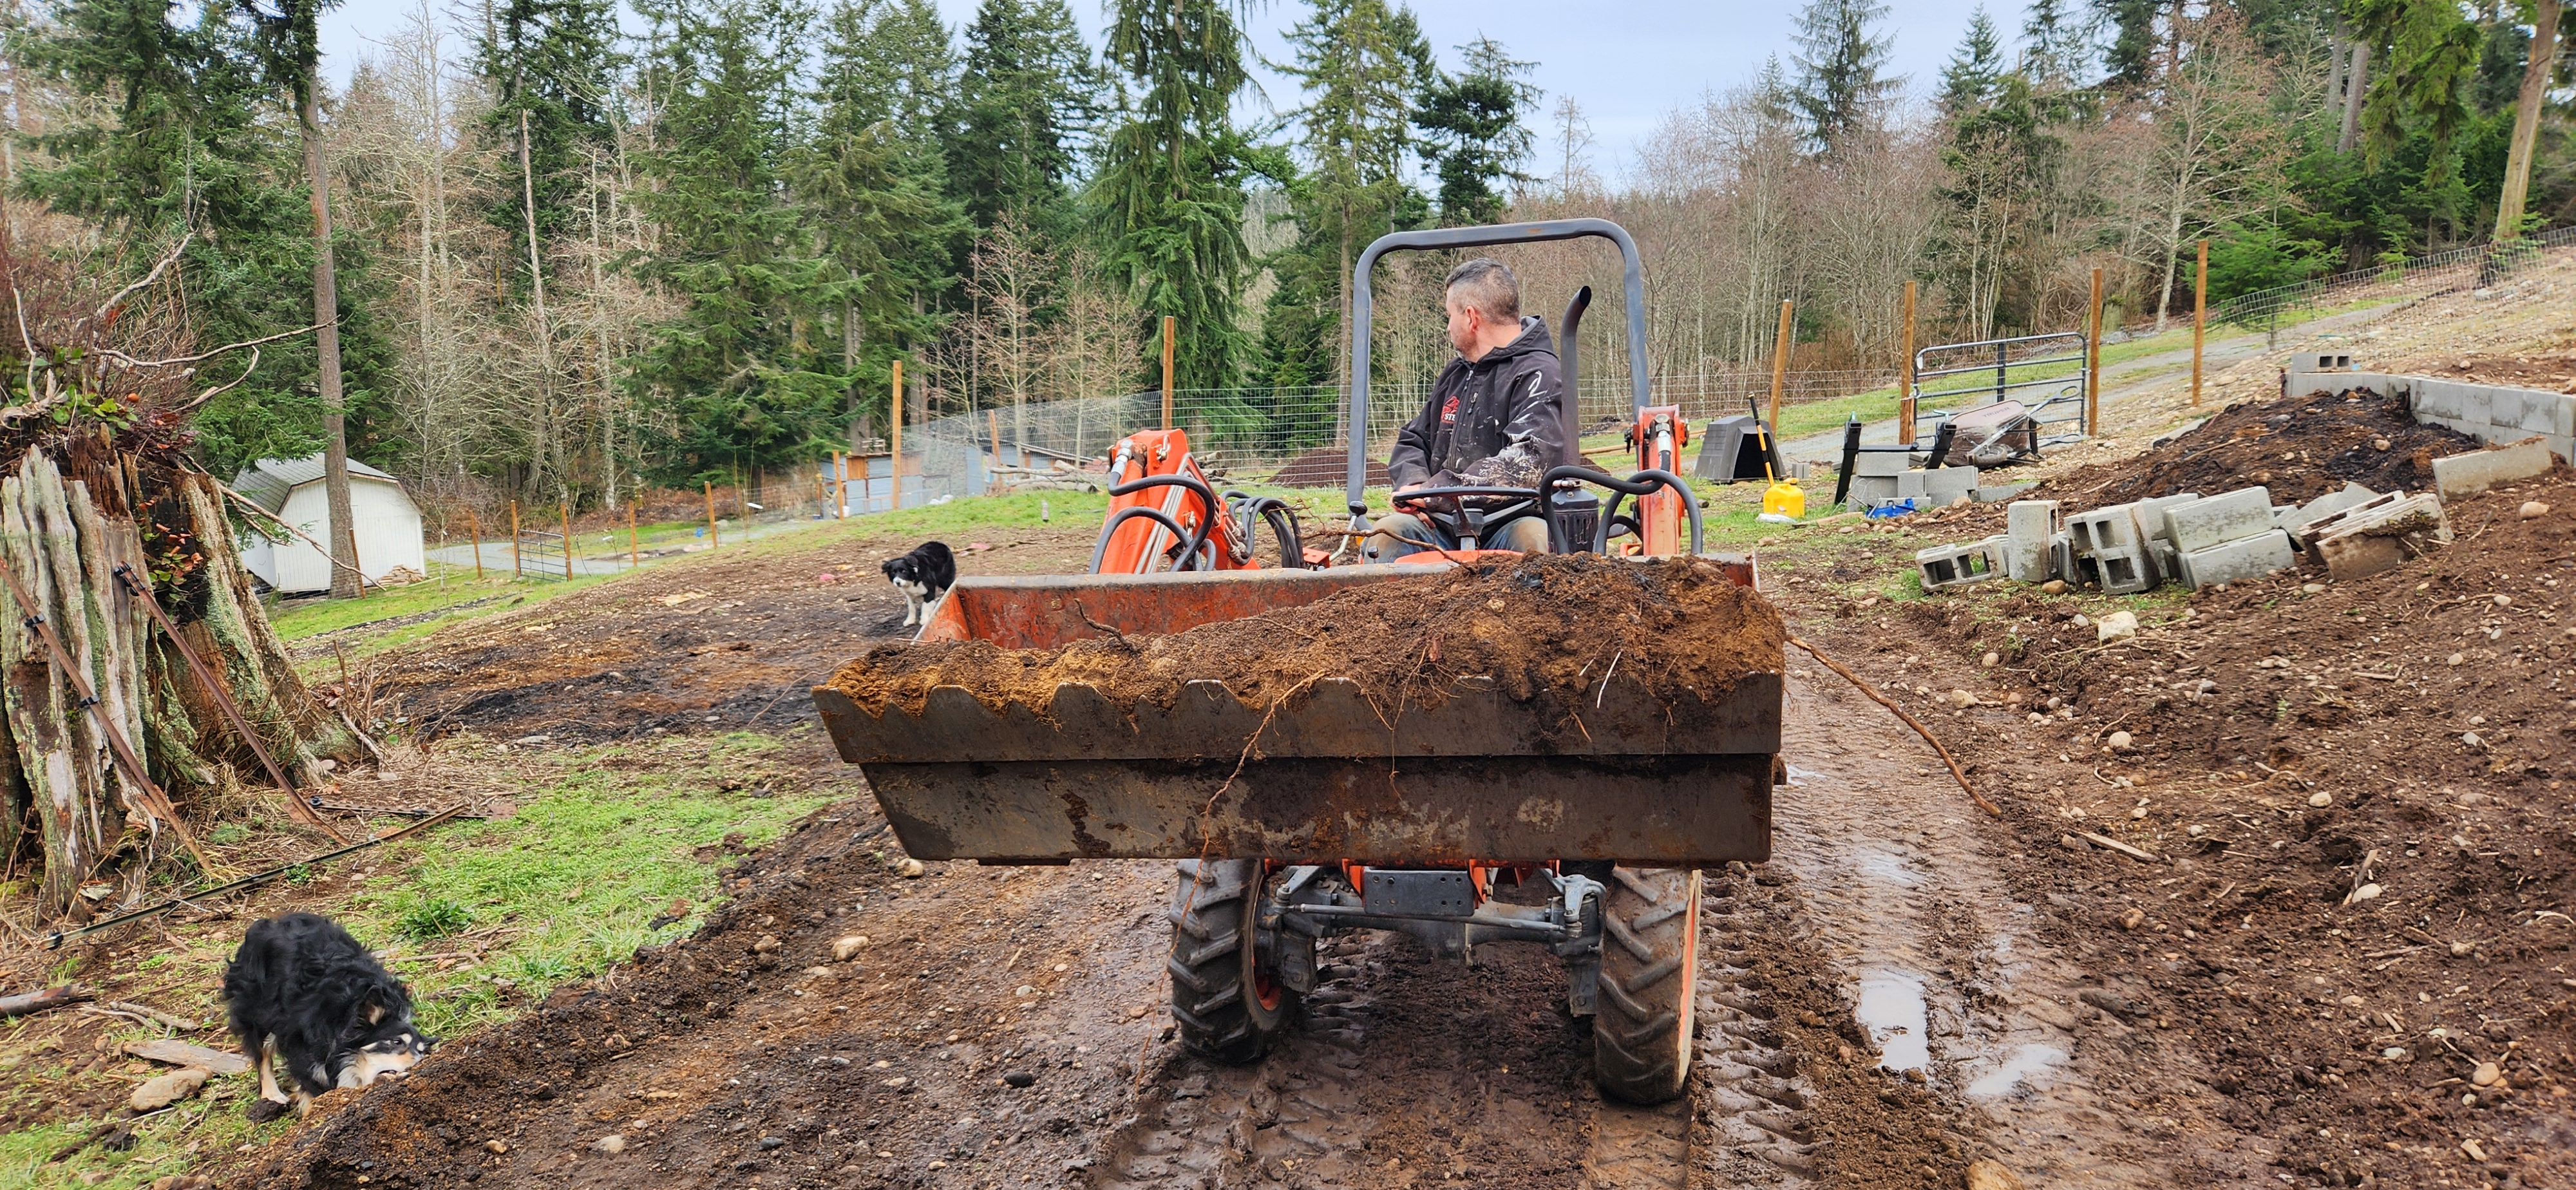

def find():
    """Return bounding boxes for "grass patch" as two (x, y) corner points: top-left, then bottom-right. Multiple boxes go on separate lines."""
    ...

(267, 566), (530, 641)
(336, 730), (829, 1036)
(0, 728), (831, 1188)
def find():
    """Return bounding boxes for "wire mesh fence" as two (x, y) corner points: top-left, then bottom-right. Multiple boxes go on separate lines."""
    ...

(2209, 225), (2576, 332)
(899, 366), (1900, 491)
(873, 229), (2576, 499)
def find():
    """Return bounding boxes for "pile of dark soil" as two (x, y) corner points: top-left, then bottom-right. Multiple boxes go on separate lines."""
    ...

(1875, 477), (2576, 1186)
(2049, 384), (2483, 511)
(1269, 444), (1388, 489)
(829, 552), (1785, 716)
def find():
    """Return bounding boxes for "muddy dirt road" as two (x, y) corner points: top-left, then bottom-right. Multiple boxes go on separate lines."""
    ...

(240, 470), (2571, 1189)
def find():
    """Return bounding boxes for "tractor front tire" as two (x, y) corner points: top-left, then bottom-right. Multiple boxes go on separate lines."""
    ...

(1168, 859), (1291, 1063)
(1592, 866), (1701, 1104)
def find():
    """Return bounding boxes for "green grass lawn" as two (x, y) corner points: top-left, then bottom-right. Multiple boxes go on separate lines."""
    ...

(0, 729), (832, 1190)
(267, 566), (536, 641)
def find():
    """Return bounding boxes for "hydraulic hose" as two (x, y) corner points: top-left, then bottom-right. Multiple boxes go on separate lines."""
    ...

(1542, 465), (1705, 556)
(1088, 505), (1213, 574)
(1106, 472), (1221, 572)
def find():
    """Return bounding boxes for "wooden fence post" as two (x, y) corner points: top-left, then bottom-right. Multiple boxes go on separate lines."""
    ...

(560, 502), (572, 580)
(704, 481), (719, 550)
(833, 451), (847, 518)
(628, 503), (639, 567)
(1160, 315), (1176, 431)
(509, 500), (522, 578)
(2086, 267), (2105, 436)
(1767, 299), (1794, 439)
(857, 453), (871, 514)
(890, 359), (904, 511)
(987, 408), (1004, 493)
(1899, 281), (1918, 445)
(466, 506), (483, 581)
(2192, 240), (2209, 409)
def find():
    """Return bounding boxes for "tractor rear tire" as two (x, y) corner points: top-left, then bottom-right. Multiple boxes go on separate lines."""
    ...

(1592, 866), (1701, 1104)
(1168, 859), (1291, 1063)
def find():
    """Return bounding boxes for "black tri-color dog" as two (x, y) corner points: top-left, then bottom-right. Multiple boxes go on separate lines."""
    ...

(882, 540), (957, 628)
(222, 913), (435, 1119)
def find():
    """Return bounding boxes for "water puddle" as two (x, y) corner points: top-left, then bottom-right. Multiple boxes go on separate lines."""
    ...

(1852, 847), (1927, 889)
(1964, 1044), (2066, 1099)
(1854, 972), (1929, 1072)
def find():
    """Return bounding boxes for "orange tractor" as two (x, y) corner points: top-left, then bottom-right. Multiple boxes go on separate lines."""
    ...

(817, 220), (1777, 1104)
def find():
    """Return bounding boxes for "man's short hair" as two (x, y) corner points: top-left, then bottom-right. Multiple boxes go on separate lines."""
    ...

(1444, 258), (1520, 322)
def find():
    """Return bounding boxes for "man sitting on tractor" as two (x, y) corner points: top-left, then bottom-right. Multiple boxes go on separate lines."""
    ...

(1363, 258), (1571, 560)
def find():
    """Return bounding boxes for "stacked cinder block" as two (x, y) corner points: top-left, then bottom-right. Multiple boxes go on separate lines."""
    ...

(1847, 457), (1982, 510)
(2065, 504), (2159, 594)
(2133, 491), (2202, 581)
(2160, 488), (2297, 589)
(2003, 500), (2061, 581)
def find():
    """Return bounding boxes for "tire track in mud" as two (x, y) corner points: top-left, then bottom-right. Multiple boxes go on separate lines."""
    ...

(1086, 865), (1850, 1190)
(1774, 669), (2270, 1184)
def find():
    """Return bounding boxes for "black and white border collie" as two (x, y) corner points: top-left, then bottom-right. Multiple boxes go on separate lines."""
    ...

(222, 913), (435, 1119)
(882, 541), (956, 628)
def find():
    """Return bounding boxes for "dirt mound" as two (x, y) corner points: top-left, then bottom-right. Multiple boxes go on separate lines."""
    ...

(1269, 444), (1388, 489)
(2047, 384), (2483, 512)
(1876, 477), (2576, 1186)
(829, 552), (1785, 717)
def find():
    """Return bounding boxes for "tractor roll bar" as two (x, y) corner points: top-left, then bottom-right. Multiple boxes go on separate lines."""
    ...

(1348, 218), (1653, 514)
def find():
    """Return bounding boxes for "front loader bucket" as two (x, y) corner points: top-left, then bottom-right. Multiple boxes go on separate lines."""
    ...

(815, 562), (1777, 867)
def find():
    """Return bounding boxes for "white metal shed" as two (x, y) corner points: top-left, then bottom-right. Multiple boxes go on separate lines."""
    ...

(233, 455), (426, 594)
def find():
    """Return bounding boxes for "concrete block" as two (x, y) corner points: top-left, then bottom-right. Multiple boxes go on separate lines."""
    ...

(2295, 490), (2409, 552)
(2135, 492), (2202, 545)
(2283, 482), (2381, 542)
(2004, 500), (2060, 581)
(1922, 466), (1979, 505)
(1853, 450), (1913, 478)
(2050, 535), (2074, 583)
(2163, 487), (2277, 554)
(1916, 536), (2008, 590)
(2175, 529), (2297, 590)
(2309, 493), (2451, 581)
(2431, 437), (2555, 498)
(1975, 482), (2036, 503)
(2151, 540), (2178, 585)
(2511, 390), (2574, 437)
(2286, 350), (2356, 374)
(1894, 471), (1928, 498)
(2067, 503), (2159, 593)
(1844, 475), (1899, 507)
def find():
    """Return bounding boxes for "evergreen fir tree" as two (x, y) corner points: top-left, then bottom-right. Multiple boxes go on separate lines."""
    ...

(630, 0), (852, 480)
(475, 0), (623, 295)
(16, 0), (379, 470)
(2096, 0), (2164, 86)
(1939, 8), (2005, 117)
(2018, 0), (2079, 86)
(1788, 0), (1899, 155)
(800, 0), (968, 437)
(1097, 0), (1260, 392)
(950, 0), (1102, 233)
(1282, 0), (1430, 384)
(1412, 35), (1539, 225)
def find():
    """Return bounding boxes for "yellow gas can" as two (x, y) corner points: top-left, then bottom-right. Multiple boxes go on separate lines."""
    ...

(1761, 477), (1805, 520)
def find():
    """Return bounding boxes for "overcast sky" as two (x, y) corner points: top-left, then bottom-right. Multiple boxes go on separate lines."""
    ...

(319, 1), (2037, 184)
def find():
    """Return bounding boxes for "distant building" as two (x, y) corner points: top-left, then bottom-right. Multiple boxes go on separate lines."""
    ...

(233, 455), (426, 594)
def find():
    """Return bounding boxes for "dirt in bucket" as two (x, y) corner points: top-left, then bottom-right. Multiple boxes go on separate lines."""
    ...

(825, 552), (1786, 719)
